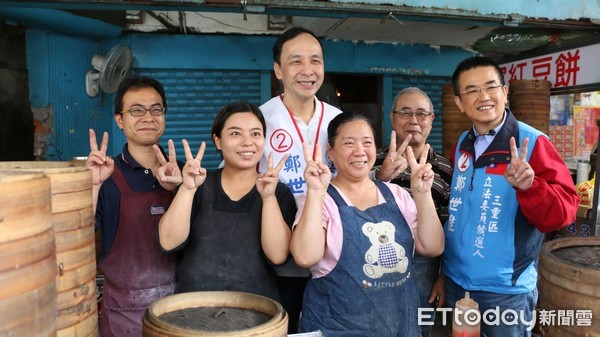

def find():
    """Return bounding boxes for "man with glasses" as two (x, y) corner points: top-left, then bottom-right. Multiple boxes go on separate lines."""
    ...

(443, 56), (578, 337)
(374, 87), (452, 337)
(86, 75), (183, 337)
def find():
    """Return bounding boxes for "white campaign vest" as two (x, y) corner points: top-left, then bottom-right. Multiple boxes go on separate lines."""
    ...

(259, 96), (341, 203)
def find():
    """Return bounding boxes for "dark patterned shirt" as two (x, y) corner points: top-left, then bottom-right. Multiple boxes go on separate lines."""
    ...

(378, 147), (453, 223)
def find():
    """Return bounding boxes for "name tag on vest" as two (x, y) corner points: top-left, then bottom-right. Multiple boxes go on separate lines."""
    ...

(150, 205), (165, 215)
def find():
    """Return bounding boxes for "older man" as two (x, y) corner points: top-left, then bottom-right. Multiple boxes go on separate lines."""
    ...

(375, 87), (452, 337)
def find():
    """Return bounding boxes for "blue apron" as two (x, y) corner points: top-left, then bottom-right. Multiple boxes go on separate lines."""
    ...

(299, 181), (421, 337)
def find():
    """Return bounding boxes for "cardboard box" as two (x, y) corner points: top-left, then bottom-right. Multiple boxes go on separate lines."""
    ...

(564, 132), (574, 142)
(554, 133), (565, 142)
(577, 205), (591, 218)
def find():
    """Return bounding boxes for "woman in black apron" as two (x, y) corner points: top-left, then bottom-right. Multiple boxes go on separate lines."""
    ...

(291, 113), (444, 337)
(158, 101), (296, 301)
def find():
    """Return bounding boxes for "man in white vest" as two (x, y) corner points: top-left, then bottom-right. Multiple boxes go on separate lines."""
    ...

(258, 26), (342, 333)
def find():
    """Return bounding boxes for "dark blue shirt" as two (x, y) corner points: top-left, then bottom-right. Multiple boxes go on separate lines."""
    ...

(95, 144), (183, 261)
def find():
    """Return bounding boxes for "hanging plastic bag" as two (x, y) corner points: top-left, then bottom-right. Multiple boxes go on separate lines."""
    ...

(576, 173), (595, 208)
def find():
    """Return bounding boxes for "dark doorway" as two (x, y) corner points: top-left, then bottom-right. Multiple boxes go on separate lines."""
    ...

(320, 73), (383, 147)
(0, 23), (34, 161)
(270, 72), (383, 147)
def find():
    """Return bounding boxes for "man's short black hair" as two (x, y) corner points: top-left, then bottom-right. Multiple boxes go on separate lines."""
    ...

(451, 56), (505, 96)
(114, 76), (167, 115)
(272, 26), (322, 65)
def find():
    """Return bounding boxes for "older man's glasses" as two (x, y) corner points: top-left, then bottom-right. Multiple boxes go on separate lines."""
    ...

(121, 105), (166, 117)
(392, 109), (433, 121)
(460, 84), (504, 98)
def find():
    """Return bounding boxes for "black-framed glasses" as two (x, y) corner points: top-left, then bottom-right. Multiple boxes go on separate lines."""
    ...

(460, 84), (504, 98)
(392, 109), (433, 121)
(121, 105), (166, 117)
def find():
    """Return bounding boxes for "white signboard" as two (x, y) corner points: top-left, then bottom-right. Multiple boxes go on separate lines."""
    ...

(499, 43), (600, 88)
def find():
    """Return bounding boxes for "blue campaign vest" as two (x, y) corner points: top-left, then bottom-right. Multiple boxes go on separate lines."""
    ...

(299, 181), (420, 337)
(443, 118), (543, 294)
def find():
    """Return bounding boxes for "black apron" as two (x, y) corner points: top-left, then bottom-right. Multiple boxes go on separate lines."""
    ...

(175, 170), (279, 300)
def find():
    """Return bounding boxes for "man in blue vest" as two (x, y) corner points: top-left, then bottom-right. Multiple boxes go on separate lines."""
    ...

(443, 56), (579, 337)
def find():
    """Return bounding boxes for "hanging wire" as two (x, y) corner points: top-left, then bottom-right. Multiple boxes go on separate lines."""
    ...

(241, 0), (248, 21)
(380, 12), (404, 25)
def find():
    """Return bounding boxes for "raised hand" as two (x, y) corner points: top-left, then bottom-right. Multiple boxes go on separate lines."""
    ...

(407, 143), (434, 194)
(86, 129), (114, 186)
(256, 153), (289, 199)
(153, 139), (183, 191)
(303, 142), (331, 192)
(505, 137), (534, 190)
(377, 131), (410, 181)
(180, 139), (207, 190)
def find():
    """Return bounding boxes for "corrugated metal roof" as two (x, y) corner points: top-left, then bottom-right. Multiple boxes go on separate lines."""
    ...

(2, 0), (599, 59)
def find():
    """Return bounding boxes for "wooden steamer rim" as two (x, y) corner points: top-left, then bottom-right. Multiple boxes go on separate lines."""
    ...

(146, 291), (288, 337)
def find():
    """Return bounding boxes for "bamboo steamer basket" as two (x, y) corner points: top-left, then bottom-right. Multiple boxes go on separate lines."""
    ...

(143, 291), (288, 337)
(441, 83), (472, 158)
(0, 171), (56, 337)
(538, 237), (600, 336)
(508, 79), (551, 135)
(0, 162), (97, 337)
(509, 78), (551, 92)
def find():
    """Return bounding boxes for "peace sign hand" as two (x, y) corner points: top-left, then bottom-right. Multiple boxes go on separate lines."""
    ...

(256, 153), (289, 199)
(303, 142), (331, 193)
(86, 129), (114, 186)
(377, 131), (410, 181)
(152, 139), (183, 191)
(180, 139), (207, 190)
(407, 143), (434, 194)
(504, 137), (534, 190)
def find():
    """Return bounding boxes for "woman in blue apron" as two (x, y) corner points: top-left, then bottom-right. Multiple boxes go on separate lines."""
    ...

(291, 113), (444, 337)
(158, 101), (296, 301)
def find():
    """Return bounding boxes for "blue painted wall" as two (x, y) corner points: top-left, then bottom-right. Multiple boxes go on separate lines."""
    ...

(130, 33), (468, 76)
(26, 31), (472, 161)
(27, 30), (112, 160)
(26, 30), (131, 159)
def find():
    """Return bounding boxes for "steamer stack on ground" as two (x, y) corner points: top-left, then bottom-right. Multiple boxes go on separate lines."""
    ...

(538, 237), (600, 337)
(508, 79), (551, 135)
(0, 162), (98, 337)
(0, 171), (56, 336)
